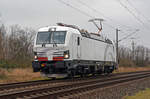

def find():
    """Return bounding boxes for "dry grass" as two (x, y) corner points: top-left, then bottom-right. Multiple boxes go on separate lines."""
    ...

(0, 66), (150, 84)
(123, 88), (150, 99)
(0, 68), (43, 84)
(115, 66), (150, 73)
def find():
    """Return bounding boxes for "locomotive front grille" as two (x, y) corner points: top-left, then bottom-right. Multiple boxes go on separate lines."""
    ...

(37, 52), (47, 57)
(53, 51), (64, 57)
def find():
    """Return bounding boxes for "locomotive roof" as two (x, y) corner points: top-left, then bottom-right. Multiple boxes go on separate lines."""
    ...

(38, 26), (70, 32)
(38, 26), (80, 34)
(38, 25), (113, 44)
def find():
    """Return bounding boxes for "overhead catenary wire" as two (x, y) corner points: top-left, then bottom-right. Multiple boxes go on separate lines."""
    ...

(118, 29), (139, 42)
(57, 0), (93, 18)
(57, 0), (117, 29)
(116, 0), (146, 27)
(76, 0), (134, 30)
(76, 0), (113, 22)
(125, 0), (150, 23)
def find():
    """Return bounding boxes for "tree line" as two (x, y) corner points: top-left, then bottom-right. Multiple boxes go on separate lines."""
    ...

(0, 24), (35, 68)
(118, 43), (150, 67)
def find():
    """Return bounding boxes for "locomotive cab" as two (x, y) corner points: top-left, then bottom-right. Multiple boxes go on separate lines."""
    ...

(32, 26), (79, 78)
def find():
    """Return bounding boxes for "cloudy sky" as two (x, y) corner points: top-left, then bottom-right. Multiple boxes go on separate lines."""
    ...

(0, 0), (150, 48)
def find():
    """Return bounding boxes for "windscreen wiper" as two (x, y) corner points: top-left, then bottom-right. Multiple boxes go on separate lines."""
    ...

(52, 40), (57, 47)
(42, 36), (50, 47)
(42, 43), (46, 47)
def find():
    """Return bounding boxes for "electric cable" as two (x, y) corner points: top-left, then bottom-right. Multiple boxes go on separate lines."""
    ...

(57, 0), (117, 29)
(126, 0), (150, 23)
(116, 0), (145, 26)
(57, 0), (93, 18)
(76, 0), (134, 30)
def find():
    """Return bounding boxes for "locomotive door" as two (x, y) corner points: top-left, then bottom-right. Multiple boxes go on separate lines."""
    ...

(77, 36), (81, 58)
(72, 34), (81, 59)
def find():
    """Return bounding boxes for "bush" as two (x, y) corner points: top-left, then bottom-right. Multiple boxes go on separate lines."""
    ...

(0, 60), (31, 69)
(0, 68), (7, 79)
(119, 58), (136, 67)
(0, 61), (18, 69)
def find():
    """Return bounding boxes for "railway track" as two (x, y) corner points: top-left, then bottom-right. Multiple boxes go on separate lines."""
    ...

(0, 70), (146, 91)
(0, 74), (111, 92)
(0, 71), (150, 99)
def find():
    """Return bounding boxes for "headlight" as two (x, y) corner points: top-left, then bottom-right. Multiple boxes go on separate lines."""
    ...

(34, 55), (38, 59)
(64, 50), (69, 59)
(64, 54), (69, 59)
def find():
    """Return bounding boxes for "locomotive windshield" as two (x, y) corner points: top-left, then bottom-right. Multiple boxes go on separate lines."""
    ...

(36, 31), (66, 44)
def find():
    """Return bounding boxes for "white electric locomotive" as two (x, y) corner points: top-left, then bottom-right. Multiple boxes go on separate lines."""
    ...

(32, 23), (117, 78)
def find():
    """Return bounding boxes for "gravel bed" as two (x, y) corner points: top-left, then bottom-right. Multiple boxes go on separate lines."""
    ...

(61, 77), (150, 99)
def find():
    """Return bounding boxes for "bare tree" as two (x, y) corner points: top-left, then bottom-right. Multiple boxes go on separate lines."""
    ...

(0, 24), (36, 68)
(0, 24), (6, 60)
(7, 25), (35, 63)
(119, 44), (150, 67)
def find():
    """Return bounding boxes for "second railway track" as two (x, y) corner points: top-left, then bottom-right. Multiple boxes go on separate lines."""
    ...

(0, 71), (150, 99)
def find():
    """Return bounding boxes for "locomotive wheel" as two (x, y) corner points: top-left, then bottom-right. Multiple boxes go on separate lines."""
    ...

(104, 69), (112, 75)
(80, 73), (85, 78)
(51, 77), (56, 80)
(67, 69), (75, 78)
(92, 73), (96, 76)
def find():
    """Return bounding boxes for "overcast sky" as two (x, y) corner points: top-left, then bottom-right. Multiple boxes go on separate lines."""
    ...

(0, 0), (150, 48)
